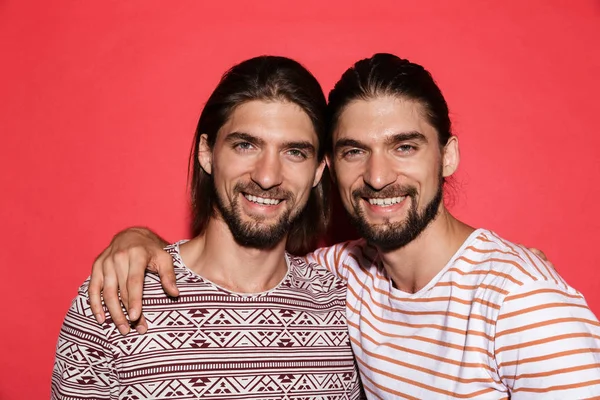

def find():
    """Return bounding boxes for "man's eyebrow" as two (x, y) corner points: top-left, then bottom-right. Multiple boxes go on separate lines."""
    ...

(282, 140), (316, 155)
(385, 131), (428, 145)
(334, 138), (367, 151)
(224, 131), (265, 146)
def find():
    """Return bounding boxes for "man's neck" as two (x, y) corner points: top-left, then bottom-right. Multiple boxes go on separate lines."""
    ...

(179, 218), (289, 294)
(377, 208), (474, 294)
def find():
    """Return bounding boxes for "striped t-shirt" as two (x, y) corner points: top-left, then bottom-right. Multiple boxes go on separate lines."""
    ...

(308, 228), (600, 399)
(52, 243), (363, 400)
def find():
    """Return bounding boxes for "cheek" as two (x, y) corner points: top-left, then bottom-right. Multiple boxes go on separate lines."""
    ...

(216, 150), (254, 174)
(409, 167), (442, 200)
(284, 164), (317, 197)
(399, 154), (440, 183)
(334, 162), (360, 189)
(336, 175), (358, 206)
(212, 161), (247, 194)
(423, 160), (443, 186)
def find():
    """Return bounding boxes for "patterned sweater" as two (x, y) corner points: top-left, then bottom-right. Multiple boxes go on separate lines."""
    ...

(52, 242), (363, 400)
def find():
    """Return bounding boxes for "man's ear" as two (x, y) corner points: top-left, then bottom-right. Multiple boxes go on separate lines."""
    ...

(325, 154), (337, 184)
(313, 159), (327, 188)
(198, 134), (212, 175)
(442, 135), (460, 178)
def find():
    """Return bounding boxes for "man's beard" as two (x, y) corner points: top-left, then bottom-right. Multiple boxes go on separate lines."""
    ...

(214, 181), (300, 249)
(347, 174), (444, 252)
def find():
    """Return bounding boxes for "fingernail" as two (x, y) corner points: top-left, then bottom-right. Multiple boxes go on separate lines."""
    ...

(129, 310), (139, 321)
(135, 325), (147, 334)
(118, 324), (130, 335)
(94, 313), (104, 323)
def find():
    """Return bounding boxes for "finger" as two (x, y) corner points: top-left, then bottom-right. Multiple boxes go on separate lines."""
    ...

(528, 247), (548, 261)
(133, 314), (149, 335)
(113, 249), (131, 313)
(102, 259), (130, 335)
(89, 252), (108, 324)
(153, 250), (179, 297)
(126, 249), (150, 321)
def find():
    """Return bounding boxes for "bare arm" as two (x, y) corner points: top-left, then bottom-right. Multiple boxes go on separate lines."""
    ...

(88, 227), (176, 335)
(88, 227), (553, 336)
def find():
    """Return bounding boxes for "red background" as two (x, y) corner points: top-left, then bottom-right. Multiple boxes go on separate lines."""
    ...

(1, 1), (599, 398)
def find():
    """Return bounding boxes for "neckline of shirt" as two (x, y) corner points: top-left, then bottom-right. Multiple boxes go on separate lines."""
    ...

(171, 240), (293, 298)
(381, 228), (486, 300)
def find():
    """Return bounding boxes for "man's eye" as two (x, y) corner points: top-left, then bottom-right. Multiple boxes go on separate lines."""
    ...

(234, 142), (254, 151)
(286, 149), (307, 159)
(342, 149), (363, 159)
(397, 144), (416, 153)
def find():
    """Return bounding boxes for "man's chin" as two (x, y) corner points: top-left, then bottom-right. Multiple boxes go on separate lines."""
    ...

(227, 216), (291, 248)
(237, 216), (286, 231)
(349, 217), (407, 247)
(231, 230), (287, 250)
(363, 230), (402, 247)
(351, 214), (407, 234)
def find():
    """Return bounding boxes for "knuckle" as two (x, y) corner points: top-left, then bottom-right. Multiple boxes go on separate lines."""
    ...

(128, 246), (145, 259)
(102, 283), (117, 298)
(158, 251), (172, 263)
(112, 250), (129, 265)
(127, 272), (144, 288)
(102, 258), (116, 275)
(89, 273), (103, 288)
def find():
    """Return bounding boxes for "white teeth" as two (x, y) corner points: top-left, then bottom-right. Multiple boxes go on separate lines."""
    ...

(368, 196), (405, 207)
(244, 194), (281, 205)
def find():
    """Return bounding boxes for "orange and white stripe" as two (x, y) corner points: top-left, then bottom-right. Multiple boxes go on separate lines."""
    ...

(307, 229), (600, 399)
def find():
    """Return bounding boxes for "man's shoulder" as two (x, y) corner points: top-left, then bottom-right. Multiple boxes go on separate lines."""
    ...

(72, 277), (94, 305)
(162, 240), (203, 283)
(321, 238), (369, 254)
(462, 229), (575, 293)
(310, 238), (372, 264)
(286, 254), (347, 296)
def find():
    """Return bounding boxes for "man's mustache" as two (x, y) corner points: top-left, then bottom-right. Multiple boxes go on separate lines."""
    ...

(234, 182), (293, 200)
(352, 185), (417, 199)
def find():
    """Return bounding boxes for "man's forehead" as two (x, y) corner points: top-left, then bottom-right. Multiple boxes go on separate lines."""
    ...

(333, 97), (433, 143)
(218, 100), (319, 144)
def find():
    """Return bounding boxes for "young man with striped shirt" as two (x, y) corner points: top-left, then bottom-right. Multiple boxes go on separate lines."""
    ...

(86, 54), (600, 398)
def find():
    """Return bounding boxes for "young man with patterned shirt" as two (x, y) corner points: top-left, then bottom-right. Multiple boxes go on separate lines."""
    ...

(86, 54), (600, 398)
(51, 56), (363, 400)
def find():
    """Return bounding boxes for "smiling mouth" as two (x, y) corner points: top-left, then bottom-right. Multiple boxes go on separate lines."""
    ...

(243, 193), (283, 206)
(366, 196), (406, 207)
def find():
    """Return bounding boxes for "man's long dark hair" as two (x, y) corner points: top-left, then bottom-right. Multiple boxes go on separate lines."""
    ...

(190, 56), (330, 255)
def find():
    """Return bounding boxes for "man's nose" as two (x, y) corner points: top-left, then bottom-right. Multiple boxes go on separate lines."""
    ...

(250, 150), (283, 190)
(363, 154), (396, 190)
